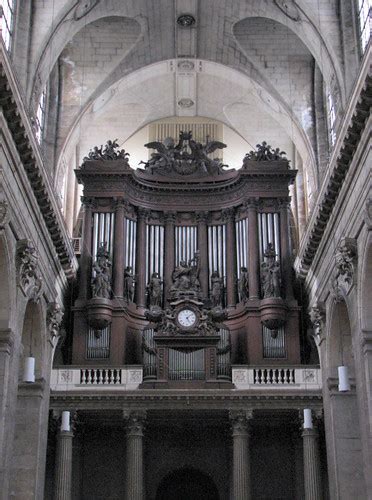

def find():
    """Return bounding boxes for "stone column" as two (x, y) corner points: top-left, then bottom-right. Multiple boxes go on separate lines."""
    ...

(302, 414), (322, 500)
(135, 209), (147, 307)
(230, 410), (252, 500)
(246, 199), (260, 299)
(78, 197), (94, 300)
(279, 198), (294, 299)
(164, 212), (176, 303)
(196, 212), (209, 298)
(124, 411), (146, 500)
(223, 208), (237, 307)
(113, 199), (126, 297)
(54, 412), (74, 500)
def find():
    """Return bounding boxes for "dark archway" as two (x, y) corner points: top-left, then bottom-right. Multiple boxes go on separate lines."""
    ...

(155, 468), (219, 500)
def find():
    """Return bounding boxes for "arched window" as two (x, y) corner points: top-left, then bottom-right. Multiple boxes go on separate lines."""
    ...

(357, 0), (372, 52)
(35, 86), (47, 143)
(0, 0), (15, 51)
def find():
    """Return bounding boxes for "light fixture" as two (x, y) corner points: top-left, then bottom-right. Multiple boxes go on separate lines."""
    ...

(338, 365), (350, 392)
(177, 14), (196, 27)
(61, 411), (71, 432)
(303, 408), (313, 429)
(23, 356), (35, 383)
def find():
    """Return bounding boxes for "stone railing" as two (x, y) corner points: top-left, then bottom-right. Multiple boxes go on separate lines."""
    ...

(232, 366), (322, 390)
(50, 366), (143, 391)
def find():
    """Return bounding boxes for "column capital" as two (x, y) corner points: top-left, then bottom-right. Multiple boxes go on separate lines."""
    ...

(137, 207), (151, 220)
(80, 196), (96, 208)
(124, 410), (147, 436)
(113, 197), (128, 211)
(229, 409), (253, 435)
(164, 211), (177, 224)
(196, 211), (209, 224)
(222, 207), (236, 222)
(244, 197), (259, 210)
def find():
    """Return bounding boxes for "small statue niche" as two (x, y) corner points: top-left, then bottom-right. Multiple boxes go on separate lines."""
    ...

(210, 270), (224, 307)
(147, 272), (163, 308)
(124, 266), (136, 302)
(91, 243), (112, 299)
(237, 266), (249, 302)
(260, 243), (281, 299)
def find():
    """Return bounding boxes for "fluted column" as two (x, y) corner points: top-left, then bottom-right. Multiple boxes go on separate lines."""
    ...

(230, 410), (252, 500)
(246, 198), (260, 299)
(196, 212), (209, 298)
(164, 212), (176, 303)
(279, 198), (294, 299)
(113, 199), (126, 297)
(124, 411), (146, 500)
(78, 197), (94, 300)
(54, 412), (74, 500)
(223, 208), (237, 307)
(302, 411), (322, 500)
(135, 209), (147, 307)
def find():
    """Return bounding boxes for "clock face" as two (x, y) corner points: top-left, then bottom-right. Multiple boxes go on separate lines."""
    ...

(177, 309), (197, 328)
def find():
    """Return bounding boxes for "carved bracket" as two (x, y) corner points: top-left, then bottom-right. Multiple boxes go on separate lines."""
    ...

(47, 302), (64, 346)
(16, 239), (43, 302)
(309, 304), (326, 347)
(332, 237), (357, 296)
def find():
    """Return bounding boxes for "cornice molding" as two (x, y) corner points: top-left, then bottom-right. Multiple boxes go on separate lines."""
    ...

(0, 44), (77, 280)
(296, 49), (372, 279)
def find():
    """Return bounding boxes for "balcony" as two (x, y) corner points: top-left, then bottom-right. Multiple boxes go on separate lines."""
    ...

(232, 366), (322, 391)
(50, 365), (322, 392)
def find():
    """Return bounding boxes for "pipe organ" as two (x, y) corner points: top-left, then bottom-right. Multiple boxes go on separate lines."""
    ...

(73, 136), (301, 382)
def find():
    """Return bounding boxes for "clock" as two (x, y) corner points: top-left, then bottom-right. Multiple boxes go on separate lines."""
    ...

(177, 308), (197, 329)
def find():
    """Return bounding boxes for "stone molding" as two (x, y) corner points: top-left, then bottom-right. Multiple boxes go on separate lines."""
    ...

(296, 65), (372, 279)
(16, 239), (43, 302)
(0, 46), (76, 280)
(364, 198), (372, 230)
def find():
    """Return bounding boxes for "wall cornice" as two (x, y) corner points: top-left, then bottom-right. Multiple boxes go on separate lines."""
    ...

(0, 42), (77, 280)
(296, 45), (372, 279)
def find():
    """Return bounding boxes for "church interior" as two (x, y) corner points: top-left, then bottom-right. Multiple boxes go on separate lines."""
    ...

(0, 1), (371, 499)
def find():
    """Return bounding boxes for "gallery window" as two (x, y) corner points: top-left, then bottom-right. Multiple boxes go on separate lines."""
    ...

(0, 0), (15, 50)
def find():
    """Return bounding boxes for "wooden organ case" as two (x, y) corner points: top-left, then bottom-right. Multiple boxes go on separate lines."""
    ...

(72, 135), (300, 387)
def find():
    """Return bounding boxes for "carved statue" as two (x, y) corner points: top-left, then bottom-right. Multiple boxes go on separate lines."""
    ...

(199, 309), (215, 336)
(243, 141), (287, 163)
(147, 272), (163, 307)
(91, 243), (111, 299)
(124, 266), (136, 302)
(170, 251), (201, 299)
(238, 266), (249, 301)
(83, 139), (130, 163)
(159, 308), (177, 335)
(140, 132), (227, 177)
(210, 270), (224, 307)
(261, 243), (281, 298)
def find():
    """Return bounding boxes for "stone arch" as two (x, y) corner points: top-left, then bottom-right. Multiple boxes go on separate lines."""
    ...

(326, 299), (355, 378)
(20, 300), (45, 380)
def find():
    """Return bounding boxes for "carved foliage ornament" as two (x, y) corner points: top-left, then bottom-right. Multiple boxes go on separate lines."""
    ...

(16, 239), (43, 302)
(334, 237), (357, 293)
(47, 302), (64, 344)
(309, 305), (325, 346)
(0, 200), (10, 229)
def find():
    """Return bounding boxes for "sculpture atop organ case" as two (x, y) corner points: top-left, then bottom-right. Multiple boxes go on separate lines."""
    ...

(72, 136), (300, 380)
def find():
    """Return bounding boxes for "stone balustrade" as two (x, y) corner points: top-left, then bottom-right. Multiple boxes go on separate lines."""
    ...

(51, 366), (143, 391)
(232, 366), (322, 390)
